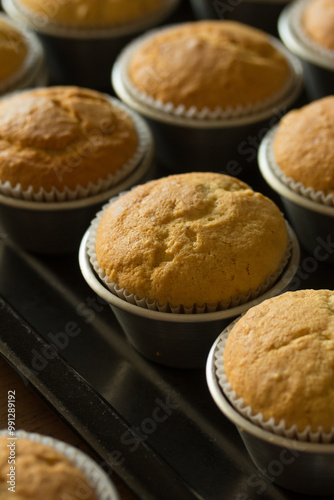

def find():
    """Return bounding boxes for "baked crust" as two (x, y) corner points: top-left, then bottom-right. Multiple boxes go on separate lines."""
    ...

(128, 21), (290, 111)
(0, 86), (138, 192)
(0, 437), (97, 499)
(95, 172), (288, 307)
(18, 0), (163, 27)
(273, 96), (334, 195)
(223, 289), (334, 432)
(303, 0), (334, 50)
(0, 16), (27, 81)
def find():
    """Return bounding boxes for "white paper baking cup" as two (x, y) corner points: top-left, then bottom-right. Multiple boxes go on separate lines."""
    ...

(206, 332), (334, 495)
(213, 323), (334, 443)
(114, 24), (299, 121)
(0, 95), (151, 202)
(80, 219), (299, 368)
(3, 0), (181, 38)
(261, 125), (334, 206)
(0, 429), (120, 499)
(86, 190), (294, 314)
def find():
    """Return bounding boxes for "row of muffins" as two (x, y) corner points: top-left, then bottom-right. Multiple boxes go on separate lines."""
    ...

(0, 19), (332, 255)
(0, 0), (333, 100)
(0, 0), (331, 368)
(0, 13), (304, 253)
(0, 1), (332, 496)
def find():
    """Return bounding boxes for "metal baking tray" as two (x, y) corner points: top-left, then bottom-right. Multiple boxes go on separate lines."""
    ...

(1, 158), (333, 500)
(0, 2), (333, 498)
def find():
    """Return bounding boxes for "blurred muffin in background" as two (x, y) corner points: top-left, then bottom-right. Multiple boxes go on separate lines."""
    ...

(302, 0), (334, 51)
(17, 0), (168, 27)
(2, 0), (180, 90)
(0, 436), (98, 500)
(0, 12), (46, 93)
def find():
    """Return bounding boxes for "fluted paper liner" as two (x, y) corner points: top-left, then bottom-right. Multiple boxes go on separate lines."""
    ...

(86, 190), (293, 315)
(214, 325), (334, 443)
(118, 26), (296, 120)
(0, 429), (119, 499)
(0, 97), (150, 202)
(290, 0), (334, 65)
(265, 126), (334, 207)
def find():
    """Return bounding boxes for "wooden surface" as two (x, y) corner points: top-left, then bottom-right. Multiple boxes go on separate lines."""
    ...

(0, 355), (137, 499)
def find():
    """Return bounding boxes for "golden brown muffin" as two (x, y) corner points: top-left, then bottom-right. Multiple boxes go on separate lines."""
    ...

(128, 21), (291, 111)
(0, 16), (27, 82)
(303, 0), (334, 50)
(223, 289), (334, 433)
(0, 86), (139, 193)
(18, 0), (164, 27)
(0, 437), (97, 499)
(95, 172), (288, 308)
(273, 96), (334, 195)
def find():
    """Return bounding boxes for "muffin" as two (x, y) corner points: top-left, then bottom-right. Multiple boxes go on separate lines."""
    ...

(0, 15), (27, 81)
(207, 288), (334, 494)
(0, 86), (142, 198)
(113, 19), (302, 171)
(3, 0), (180, 90)
(127, 20), (291, 113)
(258, 96), (334, 262)
(0, 13), (45, 93)
(273, 96), (334, 196)
(0, 85), (153, 254)
(221, 289), (334, 436)
(94, 172), (289, 310)
(0, 436), (98, 499)
(278, 0), (334, 101)
(302, 0), (334, 51)
(17, 0), (167, 28)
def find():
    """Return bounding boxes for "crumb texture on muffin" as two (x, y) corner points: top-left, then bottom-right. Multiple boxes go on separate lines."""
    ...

(0, 437), (97, 499)
(95, 172), (288, 307)
(128, 21), (290, 111)
(223, 289), (334, 433)
(0, 16), (27, 81)
(0, 86), (138, 192)
(19, 0), (164, 27)
(303, 0), (334, 50)
(273, 96), (334, 195)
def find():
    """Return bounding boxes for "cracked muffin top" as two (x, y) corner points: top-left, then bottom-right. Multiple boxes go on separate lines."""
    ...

(0, 16), (28, 82)
(223, 289), (334, 433)
(95, 172), (288, 308)
(18, 0), (164, 27)
(128, 20), (291, 111)
(273, 96), (334, 195)
(0, 437), (97, 499)
(303, 0), (334, 50)
(0, 86), (139, 193)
